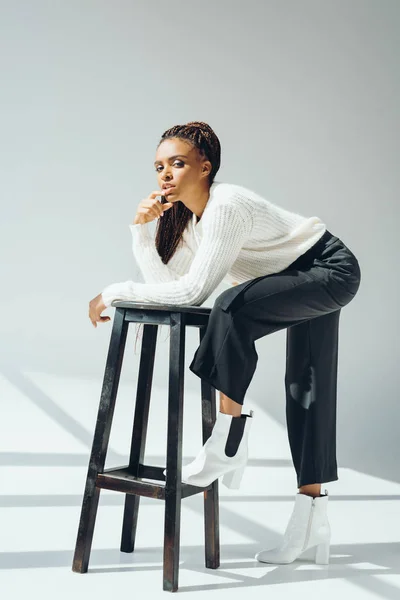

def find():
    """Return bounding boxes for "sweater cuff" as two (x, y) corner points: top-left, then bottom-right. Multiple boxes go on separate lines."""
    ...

(101, 280), (137, 308)
(101, 292), (114, 308)
(129, 222), (153, 244)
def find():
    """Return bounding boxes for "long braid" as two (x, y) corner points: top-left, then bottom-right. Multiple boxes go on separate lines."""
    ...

(155, 121), (221, 263)
(134, 121), (221, 353)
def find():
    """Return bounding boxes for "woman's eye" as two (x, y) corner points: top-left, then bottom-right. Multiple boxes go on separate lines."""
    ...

(155, 161), (184, 172)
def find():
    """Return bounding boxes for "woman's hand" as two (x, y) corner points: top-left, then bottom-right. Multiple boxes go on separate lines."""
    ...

(133, 190), (174, 225)
(89, 293), (111, 328)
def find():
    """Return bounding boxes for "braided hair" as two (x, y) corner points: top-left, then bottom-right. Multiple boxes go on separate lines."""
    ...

(154, 121), (221, 264)
(134, 121), (221, 352)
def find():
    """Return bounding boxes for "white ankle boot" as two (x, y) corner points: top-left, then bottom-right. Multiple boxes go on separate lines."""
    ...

(163, 410), (254, 489)
(255, 490), (331, 565)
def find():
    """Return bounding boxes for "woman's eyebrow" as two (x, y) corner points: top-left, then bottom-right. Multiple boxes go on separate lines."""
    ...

(154, 154), (188, 165)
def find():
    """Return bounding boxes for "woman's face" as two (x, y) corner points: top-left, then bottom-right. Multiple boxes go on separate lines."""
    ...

(154, 138), (210, 202)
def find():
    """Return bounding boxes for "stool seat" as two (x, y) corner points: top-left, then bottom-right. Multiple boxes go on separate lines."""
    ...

(72, 302), (220, 592)
(112, 299), (212, 315)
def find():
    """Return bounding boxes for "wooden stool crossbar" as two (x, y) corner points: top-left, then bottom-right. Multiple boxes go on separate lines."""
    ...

(72, 301), (220, 592)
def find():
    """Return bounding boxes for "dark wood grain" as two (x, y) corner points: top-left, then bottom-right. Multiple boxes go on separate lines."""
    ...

(71, 304), (220, 592)
(72, 308), (128, 573)
(163, 312), (185, 592)
(199, 325), (221, 569)
(120, 323), (158, 552)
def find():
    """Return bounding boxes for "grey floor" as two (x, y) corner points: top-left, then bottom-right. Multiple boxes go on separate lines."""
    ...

(1, 370), (399, 599)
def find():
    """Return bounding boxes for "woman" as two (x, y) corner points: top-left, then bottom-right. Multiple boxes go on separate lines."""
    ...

(89, 121), (361, 566)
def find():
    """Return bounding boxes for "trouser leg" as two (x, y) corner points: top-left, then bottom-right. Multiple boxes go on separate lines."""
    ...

(189, 267), (343, 406)
(284, 309), (341, 487)
(189, 303), (259, 406)
(189, 232), (360, 488)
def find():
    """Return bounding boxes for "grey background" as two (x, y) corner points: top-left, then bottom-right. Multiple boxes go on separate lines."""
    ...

(1, 1), (398, 483)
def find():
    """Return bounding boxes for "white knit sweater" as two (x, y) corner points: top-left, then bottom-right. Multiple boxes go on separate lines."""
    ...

(101, 180), (327, 308)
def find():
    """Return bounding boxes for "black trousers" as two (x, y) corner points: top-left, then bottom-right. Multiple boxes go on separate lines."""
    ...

(189, 229), (361, 487)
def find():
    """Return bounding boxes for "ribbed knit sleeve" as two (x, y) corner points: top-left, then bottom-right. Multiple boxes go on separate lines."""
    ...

(101, 201), (253, 308)
(129, 222), (194, 283)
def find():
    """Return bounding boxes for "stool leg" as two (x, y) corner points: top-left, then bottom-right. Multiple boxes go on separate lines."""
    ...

(163, 312), (185, 592)
(121, 324), (158, 553)
(72, 308), (128, 573)
(199, 327), (221, 569)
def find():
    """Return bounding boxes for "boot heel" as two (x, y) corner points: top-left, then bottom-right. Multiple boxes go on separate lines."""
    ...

(222, 464), (245, 489)
(315, 541), (330, 565)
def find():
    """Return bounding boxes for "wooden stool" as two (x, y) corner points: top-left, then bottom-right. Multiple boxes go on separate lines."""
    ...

(72, 301), (220, 592)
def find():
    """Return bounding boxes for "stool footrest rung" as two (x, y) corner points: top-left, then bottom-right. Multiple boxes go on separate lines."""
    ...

(97, 465), (211, 499)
